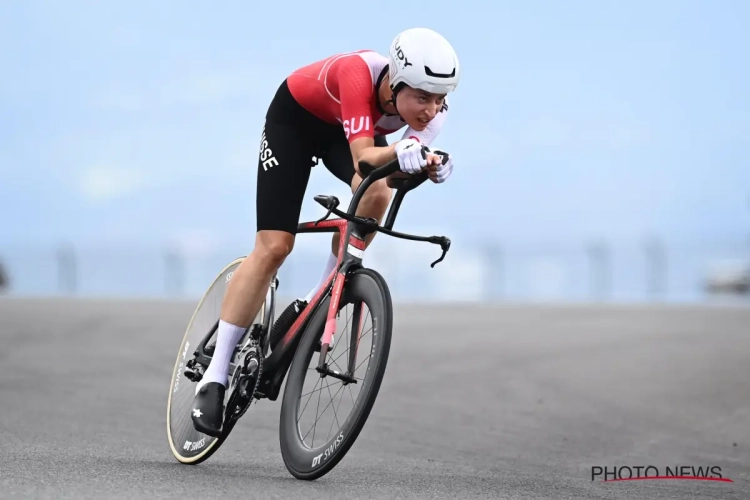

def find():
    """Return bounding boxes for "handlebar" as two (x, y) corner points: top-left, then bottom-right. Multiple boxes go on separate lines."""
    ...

(312, 146), (452, 268)
(312, 193), (451, 268)
(357, 157), (400, 179)
(359, 159), (430, 193)
(358, 146), (450, 190)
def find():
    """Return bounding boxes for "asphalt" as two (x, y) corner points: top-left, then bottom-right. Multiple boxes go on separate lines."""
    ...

(1, 297), (749, 499)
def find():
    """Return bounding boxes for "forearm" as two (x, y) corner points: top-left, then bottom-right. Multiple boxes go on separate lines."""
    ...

(350, 137), (410, 184)
(355, 143), (398, 175)
(358, 144), (411, 186)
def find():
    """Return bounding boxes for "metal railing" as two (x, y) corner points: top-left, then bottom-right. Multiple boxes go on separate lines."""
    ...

(0, 236), (748, 303)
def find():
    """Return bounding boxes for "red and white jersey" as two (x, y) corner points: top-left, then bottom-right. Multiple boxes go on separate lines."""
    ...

(286, 50), (448, 145)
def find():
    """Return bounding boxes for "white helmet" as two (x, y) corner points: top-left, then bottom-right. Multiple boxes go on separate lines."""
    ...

(388, 28), (460, 96)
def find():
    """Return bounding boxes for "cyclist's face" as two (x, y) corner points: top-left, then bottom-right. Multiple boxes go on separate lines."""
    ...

(396, 87), (446, 131)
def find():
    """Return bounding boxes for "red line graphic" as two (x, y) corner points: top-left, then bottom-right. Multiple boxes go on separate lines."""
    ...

(602, 476), (733, 483)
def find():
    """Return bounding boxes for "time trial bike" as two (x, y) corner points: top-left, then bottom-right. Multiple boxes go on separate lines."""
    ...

(166, 152), (451, 480)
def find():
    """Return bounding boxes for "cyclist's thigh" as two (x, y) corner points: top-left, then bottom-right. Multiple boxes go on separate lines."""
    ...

(256, 82), (319, 236)
(321, 132), (389, 187)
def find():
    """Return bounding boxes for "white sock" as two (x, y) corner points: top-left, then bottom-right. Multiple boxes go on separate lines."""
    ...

(195, 319), (247, 394)
(304, 251), (338, 302)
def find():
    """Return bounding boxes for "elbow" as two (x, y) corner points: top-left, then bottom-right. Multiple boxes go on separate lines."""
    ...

(354, 146), (372, 164)
(352, 146), (375, 176)
(352, 152), (365, 177)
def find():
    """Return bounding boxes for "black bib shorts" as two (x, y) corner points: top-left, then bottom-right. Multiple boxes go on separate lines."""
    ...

(255, 79), (388, 235)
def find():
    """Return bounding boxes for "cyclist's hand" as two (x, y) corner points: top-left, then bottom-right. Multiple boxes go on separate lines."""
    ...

(395, 138), (427, 174)
(425, 149), (453, 184)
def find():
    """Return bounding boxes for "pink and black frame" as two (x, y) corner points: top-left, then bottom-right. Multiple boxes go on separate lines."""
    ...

(253, 157), (450, 401)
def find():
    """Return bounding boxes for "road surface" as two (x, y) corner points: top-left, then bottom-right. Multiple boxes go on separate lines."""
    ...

(1, 297), (748, 499)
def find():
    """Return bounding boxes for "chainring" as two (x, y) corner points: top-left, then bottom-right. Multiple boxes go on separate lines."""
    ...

(225, 340), (264, 423)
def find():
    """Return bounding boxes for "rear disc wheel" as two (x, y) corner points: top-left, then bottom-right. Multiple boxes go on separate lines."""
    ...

(166, 257), (257, 464)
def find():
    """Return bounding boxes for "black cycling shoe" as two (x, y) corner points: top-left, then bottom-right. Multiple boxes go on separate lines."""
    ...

(191, 382), (226, 437)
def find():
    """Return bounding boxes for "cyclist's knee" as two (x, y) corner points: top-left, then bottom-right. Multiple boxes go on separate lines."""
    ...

(253, 230), (295, 270)
(363, 180), (392, 215)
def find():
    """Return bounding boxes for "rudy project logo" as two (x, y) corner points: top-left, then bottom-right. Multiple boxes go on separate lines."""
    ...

(393, 38), (412, 69)
(592, 465), (733, 483)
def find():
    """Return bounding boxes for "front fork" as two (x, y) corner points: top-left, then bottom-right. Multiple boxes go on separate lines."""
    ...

(315, 224), (369, 384)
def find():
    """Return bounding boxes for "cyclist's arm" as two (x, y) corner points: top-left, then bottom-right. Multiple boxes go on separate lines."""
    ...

(350, 137), (398, 176)
(334, 58), (401, 177)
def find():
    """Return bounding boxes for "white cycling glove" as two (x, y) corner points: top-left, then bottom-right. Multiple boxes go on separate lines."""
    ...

(395, 138), (427, 174)
(425, 147), (454, 184)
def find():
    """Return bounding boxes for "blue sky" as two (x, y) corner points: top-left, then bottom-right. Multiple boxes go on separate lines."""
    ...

(1, 0), (749, 299)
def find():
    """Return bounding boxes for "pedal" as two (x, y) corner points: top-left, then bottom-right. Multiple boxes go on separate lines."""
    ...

(183, 364), (203, 382)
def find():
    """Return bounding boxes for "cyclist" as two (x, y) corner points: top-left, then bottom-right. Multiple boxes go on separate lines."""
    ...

(191, 27), (460, 437)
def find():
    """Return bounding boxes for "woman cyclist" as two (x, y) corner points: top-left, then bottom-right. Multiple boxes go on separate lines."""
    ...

(191, 27), (460, 437)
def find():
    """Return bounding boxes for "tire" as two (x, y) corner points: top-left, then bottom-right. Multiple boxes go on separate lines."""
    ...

(167, 257), (251, 464)
(278, 267), (393, 480)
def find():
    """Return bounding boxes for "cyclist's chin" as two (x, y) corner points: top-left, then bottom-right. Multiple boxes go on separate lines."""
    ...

(404, 118), (429, 131)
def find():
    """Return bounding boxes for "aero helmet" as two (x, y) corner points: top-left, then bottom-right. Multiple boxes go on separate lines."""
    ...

(388, 28), (460, 96)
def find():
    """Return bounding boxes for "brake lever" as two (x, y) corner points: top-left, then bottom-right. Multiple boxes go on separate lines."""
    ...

(314, 207), (335, 225)
(429, 237), (451, 268)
